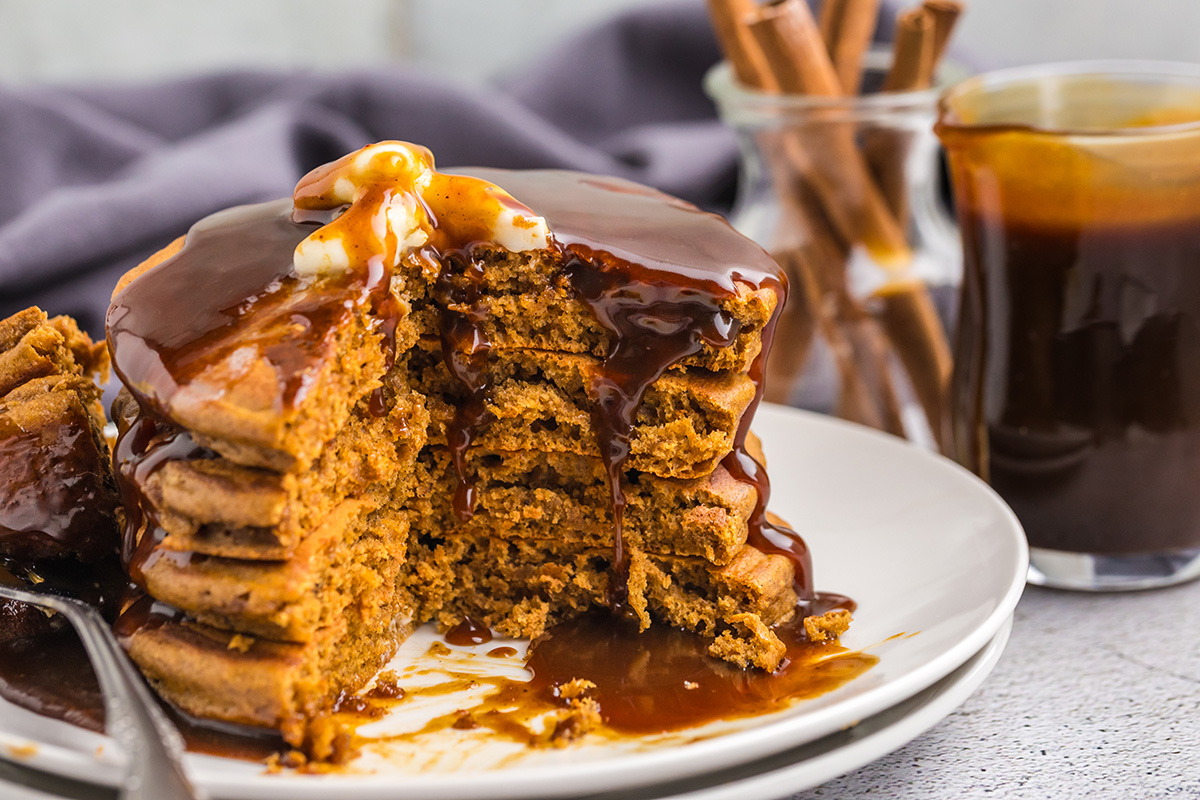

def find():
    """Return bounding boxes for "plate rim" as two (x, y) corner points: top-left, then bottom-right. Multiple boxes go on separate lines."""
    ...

(0, 407), (1029, 798)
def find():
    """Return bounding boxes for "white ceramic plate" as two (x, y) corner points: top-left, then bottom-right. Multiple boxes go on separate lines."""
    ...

(0, 618), (1014, 800)
(0, 405), (1028, 799)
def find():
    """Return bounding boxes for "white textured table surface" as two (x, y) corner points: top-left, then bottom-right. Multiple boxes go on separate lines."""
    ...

(795, 580), (1200, 799)
(3, 581), (1198, 799)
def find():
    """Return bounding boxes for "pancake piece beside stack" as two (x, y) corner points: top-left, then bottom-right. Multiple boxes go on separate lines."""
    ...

(0, 308), (121, 639)
(104, 142), (841, 753)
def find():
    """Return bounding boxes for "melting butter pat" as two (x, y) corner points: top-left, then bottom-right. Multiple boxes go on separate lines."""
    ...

(292, 141), (549, 278)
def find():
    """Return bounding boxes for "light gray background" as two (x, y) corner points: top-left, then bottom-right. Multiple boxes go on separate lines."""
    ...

(1, 0), (1199, 87)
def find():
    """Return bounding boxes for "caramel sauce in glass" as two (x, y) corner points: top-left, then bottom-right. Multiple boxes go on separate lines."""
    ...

(940, 84), (1200, 555)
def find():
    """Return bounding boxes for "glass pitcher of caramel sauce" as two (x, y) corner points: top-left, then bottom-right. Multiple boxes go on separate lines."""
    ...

(937, 62), (1200, 590)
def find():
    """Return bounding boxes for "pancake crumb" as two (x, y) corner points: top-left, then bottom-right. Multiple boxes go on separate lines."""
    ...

(804, 609), (852, 643)
(708, 613), (787, 671)
(227, 634), (254, 653)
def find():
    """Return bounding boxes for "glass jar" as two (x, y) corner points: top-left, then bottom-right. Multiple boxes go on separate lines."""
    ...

(938, 61), (1200, 590)
(705, 55), (960, 449)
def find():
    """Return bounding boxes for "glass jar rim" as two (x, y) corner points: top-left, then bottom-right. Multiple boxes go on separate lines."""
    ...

(703, 57), (943, 118)
(938, 59), (1200, 137)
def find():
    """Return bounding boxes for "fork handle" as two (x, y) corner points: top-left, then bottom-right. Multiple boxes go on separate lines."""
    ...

(70, 604), (206, 800)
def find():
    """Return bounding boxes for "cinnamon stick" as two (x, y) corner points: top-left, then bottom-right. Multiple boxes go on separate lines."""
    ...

(707, 1), (816, 400)
(883, 7), (936, 91)
(873, 279), (952, 444)
(867, 6), (934, 217)
(706, 0), (946, 441)
(844, 302), (908, 436)
(782, 178), (906, 435)
(865, 4), (959, 446)
(819, 0), (881, 95)
(760, 137), (894, 426)
(923, 0), (963, 64)
(774, 176), (903, 433)
(761, 151), (822, 405)
(751, 122), (903, 427)
(763, 248), (818, 405)
(706, 0), (779, 90)
(748, 0), (840, 95)
(706, 1), (844, 407)
(737, 0), (910, 430)
(868, 2), (953, 222)
(785, 246), (899, 433)
(747, 0), (910, 266)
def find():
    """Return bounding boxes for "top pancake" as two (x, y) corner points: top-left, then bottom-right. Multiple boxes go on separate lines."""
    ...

(106, 173), (782, 474)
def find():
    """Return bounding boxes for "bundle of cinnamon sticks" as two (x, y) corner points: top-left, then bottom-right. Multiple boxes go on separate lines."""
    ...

(708, 0), (962, 446)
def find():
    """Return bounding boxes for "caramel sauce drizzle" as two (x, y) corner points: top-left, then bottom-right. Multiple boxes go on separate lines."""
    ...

(0, 413), (120, 565)
(500, 605), (871, 736)
(727, 311), (815, 600)
(354, 602), (873, 753)
(444, 616), (494, 646)
(433, 254), (494, 520)
(107, 201), (346, 422)
(113, 413), (212, 588)
(560, 245), (744, 606)
(2, 599), (872, 766)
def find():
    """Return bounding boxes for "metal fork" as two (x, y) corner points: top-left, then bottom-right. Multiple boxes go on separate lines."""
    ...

(0, 583), (205, 800)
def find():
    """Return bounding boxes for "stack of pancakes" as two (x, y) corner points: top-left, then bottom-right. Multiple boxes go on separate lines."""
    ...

(102, 145), (817, 748)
